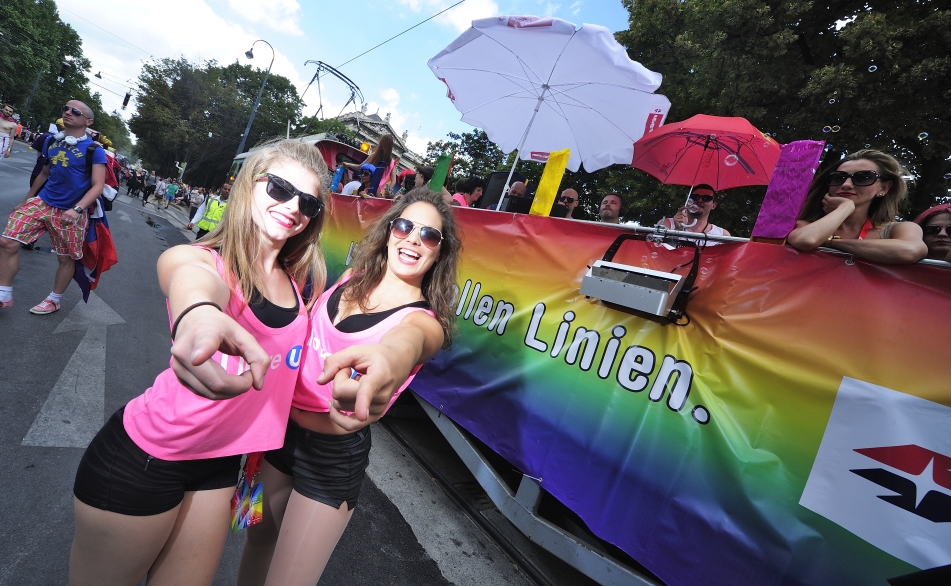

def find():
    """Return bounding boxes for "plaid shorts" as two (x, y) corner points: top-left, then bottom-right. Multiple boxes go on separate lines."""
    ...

(3, 197), (87, 259)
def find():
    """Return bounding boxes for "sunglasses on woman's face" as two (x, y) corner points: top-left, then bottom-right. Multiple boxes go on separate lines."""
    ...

(253, 173), (323, 218)
(390, 217), (443, 248)
(827, 170), (880, 187)
(922, 224), (951, 237)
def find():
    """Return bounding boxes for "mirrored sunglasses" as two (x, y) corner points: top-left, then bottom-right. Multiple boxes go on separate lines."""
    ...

(62, 105), (86, 117)
(253, 173), (323, 218)
(827, 170), (879, 187)
(390, 217), (443, 248)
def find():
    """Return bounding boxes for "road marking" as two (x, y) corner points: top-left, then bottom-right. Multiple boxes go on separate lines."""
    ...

(115, 209), (132, 222)
(22, 292), (126, 448)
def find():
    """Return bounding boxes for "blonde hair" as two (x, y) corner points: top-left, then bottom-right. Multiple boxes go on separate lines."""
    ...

(200, 138), (328, 308)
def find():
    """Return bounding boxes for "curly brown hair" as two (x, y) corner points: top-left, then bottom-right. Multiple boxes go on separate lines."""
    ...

(799, 149), (909, 228)
(199, 138), (328, 309)
(343, 187), (462, 348)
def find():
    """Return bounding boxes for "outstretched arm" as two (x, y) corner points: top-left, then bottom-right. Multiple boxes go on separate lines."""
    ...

(825, 221), (928, 265)
(317, 312), (444, 430)
(159, 245), (271, 399)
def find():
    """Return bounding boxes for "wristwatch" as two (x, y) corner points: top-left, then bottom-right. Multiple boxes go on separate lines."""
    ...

(72, 205), (84, 213)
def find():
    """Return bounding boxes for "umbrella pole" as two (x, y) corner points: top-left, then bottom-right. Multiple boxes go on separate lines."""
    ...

(679, 136), (713, 228)
(497, 95), (545, 210)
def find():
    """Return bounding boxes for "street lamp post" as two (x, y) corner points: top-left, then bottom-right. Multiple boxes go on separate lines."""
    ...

(235, 39), (275, 158)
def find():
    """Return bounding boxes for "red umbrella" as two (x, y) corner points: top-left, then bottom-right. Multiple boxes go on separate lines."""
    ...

(631, 114), (781, 192)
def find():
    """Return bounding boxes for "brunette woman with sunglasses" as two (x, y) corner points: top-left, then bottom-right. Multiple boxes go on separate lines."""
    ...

(787, 149), (927, 264)
(237, 188), (461, 586)
(68, 139), (416, 586)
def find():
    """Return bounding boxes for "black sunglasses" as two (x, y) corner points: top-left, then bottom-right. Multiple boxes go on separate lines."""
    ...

(254, 173), (323, 218)
(691, 193), (715, 203)
(62, 105), (87, 117)
(559, 196), (575, 204)
(827, 170), (880, 187)
(390, 217), (443, 248)
(922, 224), (951, 237)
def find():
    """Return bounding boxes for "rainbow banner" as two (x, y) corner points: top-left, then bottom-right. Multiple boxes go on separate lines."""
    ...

(323, 195), (951, 586)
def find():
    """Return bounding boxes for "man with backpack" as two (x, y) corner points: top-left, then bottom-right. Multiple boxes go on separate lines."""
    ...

(0, 100), (106, 315)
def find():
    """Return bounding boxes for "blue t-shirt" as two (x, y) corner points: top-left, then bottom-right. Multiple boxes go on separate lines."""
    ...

(39, 136), (107, 209)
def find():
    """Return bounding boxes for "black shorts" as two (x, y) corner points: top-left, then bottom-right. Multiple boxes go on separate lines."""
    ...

(73, 408), (242, 516)
(264, 420), (371, 511)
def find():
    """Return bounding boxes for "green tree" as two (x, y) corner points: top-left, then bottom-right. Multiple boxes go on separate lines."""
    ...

(617, 0), (951, 223)
(0, 0), (99, 130)
(129, 58), (304, 187)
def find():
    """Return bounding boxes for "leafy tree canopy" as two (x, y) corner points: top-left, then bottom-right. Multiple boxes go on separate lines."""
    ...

(426, 1), (950, 234)
(0, 0), (108, 132)
(129, 57), (304, 188)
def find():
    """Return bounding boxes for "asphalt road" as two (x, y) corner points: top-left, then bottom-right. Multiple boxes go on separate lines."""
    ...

(0, 140), (535, 586)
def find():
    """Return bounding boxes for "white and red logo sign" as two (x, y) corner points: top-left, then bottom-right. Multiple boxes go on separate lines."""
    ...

(644, 112), (665, 134)
(799, 378), (951, 569)
(529, 151), (549, 162)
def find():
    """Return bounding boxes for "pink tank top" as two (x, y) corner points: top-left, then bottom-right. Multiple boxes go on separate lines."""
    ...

(294, 277), (435, 413)
(124, 248), (308, 460)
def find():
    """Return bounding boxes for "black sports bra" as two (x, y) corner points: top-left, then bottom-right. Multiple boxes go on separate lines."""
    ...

(327, 283), (429, 333)
(249, 272), (300, 328)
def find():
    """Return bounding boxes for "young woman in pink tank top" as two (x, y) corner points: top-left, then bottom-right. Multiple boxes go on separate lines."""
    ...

(68, 140), (332, 585)
(237, 188), (461, 586)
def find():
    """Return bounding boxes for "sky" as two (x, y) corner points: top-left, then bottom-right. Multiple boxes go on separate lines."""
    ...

(54, 0), (632, 155)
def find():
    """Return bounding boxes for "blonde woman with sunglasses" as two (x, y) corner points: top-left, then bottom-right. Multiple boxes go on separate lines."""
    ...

(68, 139), (418, 586)
(237, 188), (461, 586)
(788, 149), (926, 264)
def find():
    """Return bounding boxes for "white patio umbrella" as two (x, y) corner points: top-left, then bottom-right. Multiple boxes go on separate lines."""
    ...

(428, 15), (671, 207)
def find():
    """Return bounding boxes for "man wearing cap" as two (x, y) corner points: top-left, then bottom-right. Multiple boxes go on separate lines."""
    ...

(0, 100), (106, 314)
(0, 104), (17, 158)
(656, 184), (731, 244)
(342, 166), (373, 196)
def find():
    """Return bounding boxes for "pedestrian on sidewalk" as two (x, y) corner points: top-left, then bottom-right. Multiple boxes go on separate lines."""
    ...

(188, 187), (206, 222)
(237, 187), (461, 586)
(189, 182), (230, 239)
(0, 100), (106, 315)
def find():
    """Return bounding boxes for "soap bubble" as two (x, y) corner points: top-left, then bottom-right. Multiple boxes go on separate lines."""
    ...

(724, 154), (739, 167)
(918, 132), (929, 140)
(700, 267), (709, 275)
(822, 126), (832, 133)
(746, 200), (751, 205)
(824, 144), (834, 152)
(864, 144), (870, 148)
(641, 256), (648, 263)
(741, 216), (748, 222)
(944, 173), (951, 180)
(829, 99), (836, 104)
(868, 65), (878, 72)
(831, 125), (841, 132)
(705, 258), (714, 264)
(651, 252), (658, 259)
